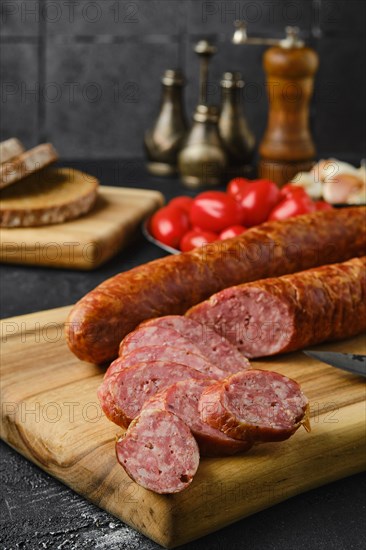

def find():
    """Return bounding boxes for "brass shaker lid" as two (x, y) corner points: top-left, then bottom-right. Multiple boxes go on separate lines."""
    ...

(162, 69), (185, 86)
(193, 104), (219, 123)
(194, 40), (217, 56)
(280, 26), (304, 49)
(220, 71), (244, 89)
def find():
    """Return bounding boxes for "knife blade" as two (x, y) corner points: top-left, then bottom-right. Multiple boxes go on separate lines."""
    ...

(303, 350), (366, 378)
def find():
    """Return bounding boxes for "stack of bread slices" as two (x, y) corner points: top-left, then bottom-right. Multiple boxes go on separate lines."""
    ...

(0, 138), (99, 227)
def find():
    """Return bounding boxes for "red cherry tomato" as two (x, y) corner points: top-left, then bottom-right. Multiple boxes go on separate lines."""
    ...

(219, 225), (247, 240)
(315, 200), (333, 211)
(150, 206), (190, 248)
(189, 191), (243, 233)
(227, 177), (251, 199)
(180, 229), (218, 252)
(169, 196), (193, 214)
(280, 184), (308, 200)
(268, 194), (316, 221)
(234, 179), (281, 227)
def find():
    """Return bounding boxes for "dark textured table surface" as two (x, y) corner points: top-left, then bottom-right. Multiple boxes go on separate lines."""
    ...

(1, 160), (365, 550)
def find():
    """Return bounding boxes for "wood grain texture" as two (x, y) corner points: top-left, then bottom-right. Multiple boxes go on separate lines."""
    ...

(0, 186), (164, 270)
(259, 46), (319, 185)
(0, 307), (365, 548)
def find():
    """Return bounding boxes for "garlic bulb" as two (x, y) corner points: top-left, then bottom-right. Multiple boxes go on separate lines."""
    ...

(292, 158), (365, 204)
(312, 159), (361, 181)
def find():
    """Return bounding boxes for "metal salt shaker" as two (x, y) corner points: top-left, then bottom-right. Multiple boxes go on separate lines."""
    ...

(144, 69), (188, 176)
(219, 71), (255, 175)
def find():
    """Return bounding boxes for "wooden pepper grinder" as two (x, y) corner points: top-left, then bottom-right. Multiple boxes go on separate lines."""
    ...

(233, 22), (319, 185)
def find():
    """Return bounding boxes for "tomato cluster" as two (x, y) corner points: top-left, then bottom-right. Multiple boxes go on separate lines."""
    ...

(150, 178), (332, 252)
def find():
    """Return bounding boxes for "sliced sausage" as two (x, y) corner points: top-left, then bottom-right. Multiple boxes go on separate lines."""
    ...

(140, 316), (250, 373)
(106, 345), (226, 380)
(199, 369), (309, 442)
(142, 379), (252, 457)
(66, 207), (366, 364)
(97, 361), (207, 428)
(187, 257), (366, 358)
(116, 408), (200, 494)
(119, 325), (202, 358)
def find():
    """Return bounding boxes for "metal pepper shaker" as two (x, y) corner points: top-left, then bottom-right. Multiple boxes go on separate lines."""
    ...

(178, 40), (227, 188)
(178, 104), (227, 188)
(144, 69), (188, 176)
(218, 71), (255, 174)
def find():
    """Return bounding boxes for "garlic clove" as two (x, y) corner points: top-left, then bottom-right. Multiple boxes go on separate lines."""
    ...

(312, 159), (361, 182)
(323, 174), (364, 204)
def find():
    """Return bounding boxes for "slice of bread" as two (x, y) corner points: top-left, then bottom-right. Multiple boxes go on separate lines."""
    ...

(0, 167), (99, 227)
(0, 143), (59, 189)
(0, 138), (25, 164)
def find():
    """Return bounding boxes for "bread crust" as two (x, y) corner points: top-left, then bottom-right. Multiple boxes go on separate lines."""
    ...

(0, 143), (58, 189)
(0, 167), (98, 227)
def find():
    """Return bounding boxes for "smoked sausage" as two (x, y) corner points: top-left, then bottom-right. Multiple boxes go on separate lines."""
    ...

(66, 208), (366, 364)
(187, 257), (366, 358)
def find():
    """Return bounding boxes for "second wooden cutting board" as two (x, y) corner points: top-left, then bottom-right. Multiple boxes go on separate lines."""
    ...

(0, 185), (164, 270)
(1, 307), (365, 548)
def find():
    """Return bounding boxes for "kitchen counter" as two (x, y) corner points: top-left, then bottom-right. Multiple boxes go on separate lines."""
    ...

(0, 160), (365, 550)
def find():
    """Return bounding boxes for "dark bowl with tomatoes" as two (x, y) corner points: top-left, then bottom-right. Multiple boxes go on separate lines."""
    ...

(143, 178), (334, 254)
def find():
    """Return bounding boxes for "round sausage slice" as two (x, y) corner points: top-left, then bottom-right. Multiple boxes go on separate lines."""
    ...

(97, 361), (207, 428)
(119, 325), (201, 358)
(142, 379), (252, 457)
(140, 316), (250, 373)
(199, 369), (309, 442)
(116, 408), (200, 494)
(106, 345), (226, 380)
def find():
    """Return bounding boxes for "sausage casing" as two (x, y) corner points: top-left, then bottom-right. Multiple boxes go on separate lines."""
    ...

(66, 208), (366, 364)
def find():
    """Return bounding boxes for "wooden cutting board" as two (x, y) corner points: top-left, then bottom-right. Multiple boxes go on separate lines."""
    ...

(0, 186), (164, 270)
(1, 306), (365, 548)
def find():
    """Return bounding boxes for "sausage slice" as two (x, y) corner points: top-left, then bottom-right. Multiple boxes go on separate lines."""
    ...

(116, 409), (200, 494)
(140, 315), (250, 372)
(199, 369), (309, 442)
(97, 361), (207, 428)
(142, 378), (252, 457)
(107, 345), (226, 380)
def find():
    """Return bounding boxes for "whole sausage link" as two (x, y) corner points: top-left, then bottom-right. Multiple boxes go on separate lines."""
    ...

(66, 208), (366, 364)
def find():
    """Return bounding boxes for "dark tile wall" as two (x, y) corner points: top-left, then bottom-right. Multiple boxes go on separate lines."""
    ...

(1, 0), (365, 161)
